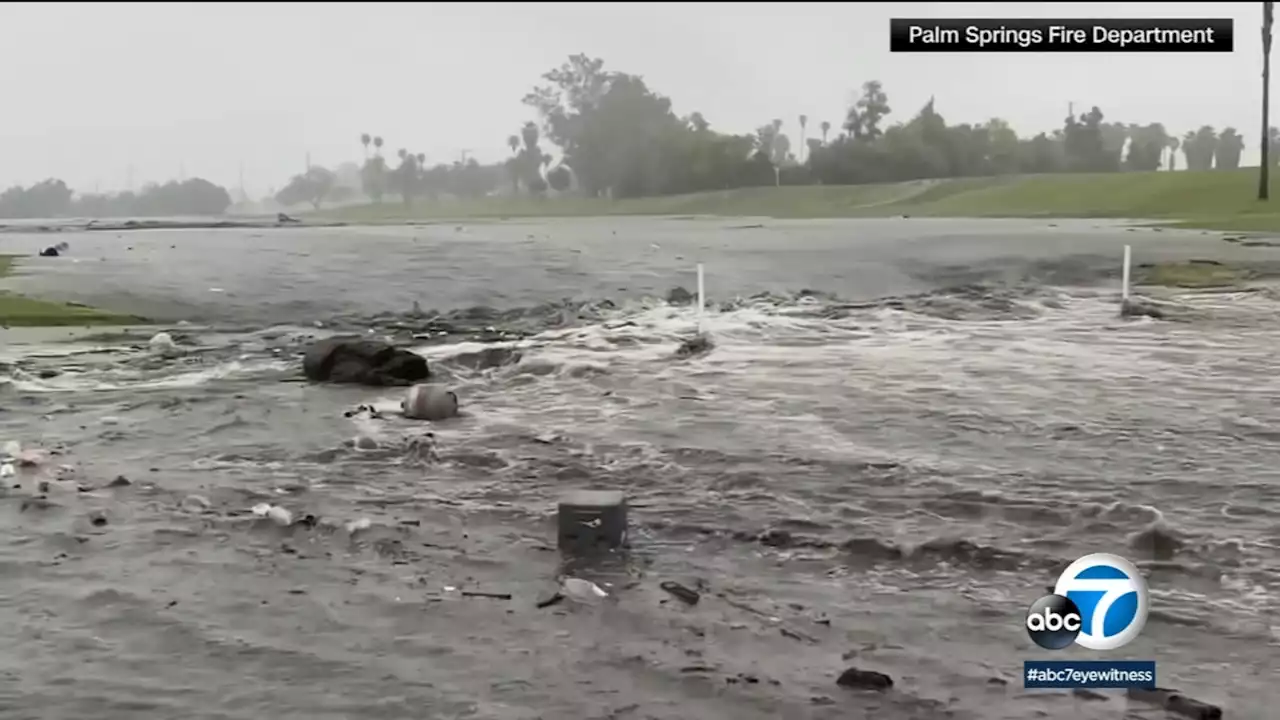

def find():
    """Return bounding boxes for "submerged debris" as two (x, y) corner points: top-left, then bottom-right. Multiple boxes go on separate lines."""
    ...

(659, 580), (700, 605)
(675, 333), (714, 358)
(148, 332), (181, 357)
(1127, 687), (1222, 720)
(560, 577), (608, 601)
(251, 502), (293, 526)
(401, 384), (460, 421)
(667, 286), (695, 305)
(1120, 297), (1166, 320)
(836, 667), (894, 691)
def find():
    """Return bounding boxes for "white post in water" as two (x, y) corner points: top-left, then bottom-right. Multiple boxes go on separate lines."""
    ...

(1121, 244), (1132, 303)
(696, 263), (706, 334)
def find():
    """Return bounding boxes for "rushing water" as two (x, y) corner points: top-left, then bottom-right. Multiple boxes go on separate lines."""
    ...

(0, 217), (1277, 720)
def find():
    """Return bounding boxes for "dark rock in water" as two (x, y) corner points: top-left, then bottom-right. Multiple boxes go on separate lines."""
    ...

(1120, 298), (1165, 320)
(675, 333), (714, 358)
(667, 286), (694, 305)
(1127, 522), (1184, 561)
(38, 247), (60, 257)
(836, 667), (893, 691)
(277, 212), (300, 223)
(1127, 687), (1222, 720)
(302, 337), (429, 386)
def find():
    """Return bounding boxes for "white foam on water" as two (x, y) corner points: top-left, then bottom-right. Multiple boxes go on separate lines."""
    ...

(5, 359), (291, 393)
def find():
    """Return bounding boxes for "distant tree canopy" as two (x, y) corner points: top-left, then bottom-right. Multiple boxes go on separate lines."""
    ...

(492, 54), (1266, 199)
(0, 177), (233, 219)
(276, 166), (336, 210)
(348, 133), (510, 207)
(277, 54), (1280, 208)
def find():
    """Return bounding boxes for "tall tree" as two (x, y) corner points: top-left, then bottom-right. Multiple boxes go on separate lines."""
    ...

(360, 133), (371, 158)
(820, 120), (831, 144)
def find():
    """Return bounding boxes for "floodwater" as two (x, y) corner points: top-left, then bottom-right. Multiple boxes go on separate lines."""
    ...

(0, 217), (1277, 720)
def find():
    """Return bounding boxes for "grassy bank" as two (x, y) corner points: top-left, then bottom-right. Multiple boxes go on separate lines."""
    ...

(323, 168), (1280, 232)
(0, 256), (145, 327)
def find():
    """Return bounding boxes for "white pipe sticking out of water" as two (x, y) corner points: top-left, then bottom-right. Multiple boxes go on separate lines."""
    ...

(696, 263), (706, 334)
(1121, 244), (1132, 303)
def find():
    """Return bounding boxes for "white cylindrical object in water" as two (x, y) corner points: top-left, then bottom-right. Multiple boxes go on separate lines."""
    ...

(1122, 245), (1132, 302)
(402, 384), (460, 421)
(696, 263), (706, 333)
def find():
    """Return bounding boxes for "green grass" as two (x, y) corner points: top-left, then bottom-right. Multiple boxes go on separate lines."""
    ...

(321, 168), (1280, 232)
(0, 255), (146, 327)
(1133, 260), (1254, 288)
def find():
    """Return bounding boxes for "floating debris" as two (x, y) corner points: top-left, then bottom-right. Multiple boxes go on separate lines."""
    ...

(561, 577), (608, 601)
(251, 503), (293, 526)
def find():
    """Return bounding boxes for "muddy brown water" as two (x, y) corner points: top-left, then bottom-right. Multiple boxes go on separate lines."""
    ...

(0, 217), (1277, 719)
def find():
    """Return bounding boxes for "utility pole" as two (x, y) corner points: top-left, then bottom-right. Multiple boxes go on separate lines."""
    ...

(1261, 1), (1274, 200)
(459, 149), (471, 165)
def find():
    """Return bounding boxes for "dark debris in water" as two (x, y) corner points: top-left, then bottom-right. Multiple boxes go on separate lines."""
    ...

(675, 333), (714, 358)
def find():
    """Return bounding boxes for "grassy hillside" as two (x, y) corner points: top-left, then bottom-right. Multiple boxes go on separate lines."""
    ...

(0, 255), (145, 327)
(324, 168), (1280, 231)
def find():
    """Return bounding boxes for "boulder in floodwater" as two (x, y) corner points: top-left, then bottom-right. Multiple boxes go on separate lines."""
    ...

(401, 384), (459, 421)
(302, 337), (429, 387)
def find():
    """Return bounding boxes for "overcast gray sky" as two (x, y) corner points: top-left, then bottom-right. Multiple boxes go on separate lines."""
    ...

(0, 2), (1264, 195)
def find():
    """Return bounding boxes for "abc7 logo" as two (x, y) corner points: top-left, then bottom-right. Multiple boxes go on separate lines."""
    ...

(1026, 553), (1149, 651)
(1025, 594), (1084, 650)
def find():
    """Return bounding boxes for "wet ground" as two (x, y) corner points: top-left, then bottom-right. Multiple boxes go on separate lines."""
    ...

(0, 217), (1277, 719)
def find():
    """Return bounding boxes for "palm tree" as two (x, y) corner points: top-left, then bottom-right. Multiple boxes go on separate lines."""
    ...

(416, 152), (426, 166)
(373, 136), (384, 156)
(820, 120), (831, 144)
(798, 114), (808, 162)
(397, 148), (407, 161)
(1262, 1), (1274, 199)
(360, 133), (371, 158)
(1167, 136), (1181, 171)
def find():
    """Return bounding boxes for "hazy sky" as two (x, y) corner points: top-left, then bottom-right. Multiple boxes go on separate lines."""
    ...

(0, 2), (1265, 195)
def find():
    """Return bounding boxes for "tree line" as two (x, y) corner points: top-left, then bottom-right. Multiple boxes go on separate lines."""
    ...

(507, 55), (1269, 199)
(0, 177), (233, 219)
(275, 144), (507, 210)
(285, 54), (1277, 207)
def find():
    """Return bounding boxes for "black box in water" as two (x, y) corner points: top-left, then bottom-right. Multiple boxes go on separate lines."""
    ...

(557, 490), (627, 553)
